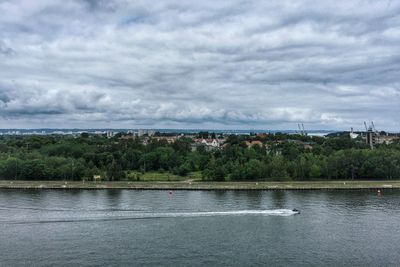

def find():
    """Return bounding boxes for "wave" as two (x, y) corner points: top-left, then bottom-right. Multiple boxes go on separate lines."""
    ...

(0, 205), (145, 212)
(153, 209), (298, 217)
(1, 209), (298, 225)
(0, 205), (74, 211)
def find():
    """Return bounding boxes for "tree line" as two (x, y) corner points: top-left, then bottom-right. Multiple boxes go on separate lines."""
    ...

(0, 133), (399, 181)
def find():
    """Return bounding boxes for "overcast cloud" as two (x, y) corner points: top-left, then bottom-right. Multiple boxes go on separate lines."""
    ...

(0, 0), (399, 130)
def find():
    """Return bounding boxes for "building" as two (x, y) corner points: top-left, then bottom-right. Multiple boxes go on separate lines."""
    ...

(375, 135), (399, 145)
(106, 131), (115, 138)
(138, 129), (155, 137)
(138, 129), (146, 137)
(201, 139), (220, 148)
(365, 129), (376, 149)
(303, 144), (313, 150)
(93, 175), (103, 181)
(191, 138), (223, 152)
(349, 128), (359, 139)
(154, 136), (178, 143)
(120, 134), (136, 140)
(245, 140), (264, 148)
(257, 133), (269, 139)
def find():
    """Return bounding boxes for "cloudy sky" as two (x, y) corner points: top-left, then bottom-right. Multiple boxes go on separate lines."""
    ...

(1, 0), (400, 131)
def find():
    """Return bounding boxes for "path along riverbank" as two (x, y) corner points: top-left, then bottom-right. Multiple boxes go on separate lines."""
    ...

(1, 180), (400, 190)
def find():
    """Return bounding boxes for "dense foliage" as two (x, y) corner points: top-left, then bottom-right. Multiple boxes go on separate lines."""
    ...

(0, 133), (399, 181)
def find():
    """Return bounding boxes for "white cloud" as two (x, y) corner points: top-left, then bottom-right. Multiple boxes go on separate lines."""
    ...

(0, 0), (399, 131)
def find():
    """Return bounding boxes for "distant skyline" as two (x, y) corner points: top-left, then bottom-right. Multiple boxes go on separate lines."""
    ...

(1, 0), (400, 131)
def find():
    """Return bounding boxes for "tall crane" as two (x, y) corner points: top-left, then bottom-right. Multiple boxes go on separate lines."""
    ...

(302, 124), (307, 136)
(371, 121), (379, 135)
(364, 121), (377, 149)
(298, 124), (303, 135)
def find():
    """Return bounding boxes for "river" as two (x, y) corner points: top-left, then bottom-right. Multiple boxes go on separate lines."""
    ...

(1, 189), (399, 266)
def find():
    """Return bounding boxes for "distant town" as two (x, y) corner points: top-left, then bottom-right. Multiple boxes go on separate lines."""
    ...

(1, 122), (399, 151)
(1, 122), (399, 183)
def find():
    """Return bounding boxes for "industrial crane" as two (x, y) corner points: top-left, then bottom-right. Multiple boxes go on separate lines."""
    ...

(371, 121), (380, 135)
(298, 124), (303, 135)
(364, 121), (379, 150)
(297, 123), (307, 136)
(302, 124), (307, 136)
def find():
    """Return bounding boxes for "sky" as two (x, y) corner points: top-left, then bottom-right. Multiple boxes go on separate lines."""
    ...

(0, 0), (400, 131)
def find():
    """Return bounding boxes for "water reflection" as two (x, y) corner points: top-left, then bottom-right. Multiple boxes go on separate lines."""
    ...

(270, 191), (287, 209)
(105, 189), (122, 207)
(1, 189), (400, 267)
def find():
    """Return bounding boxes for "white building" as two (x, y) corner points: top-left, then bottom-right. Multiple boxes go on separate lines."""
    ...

(106, 131), (115, 138)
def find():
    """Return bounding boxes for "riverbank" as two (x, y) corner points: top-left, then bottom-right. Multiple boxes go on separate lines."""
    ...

(1, 180), (400, 190)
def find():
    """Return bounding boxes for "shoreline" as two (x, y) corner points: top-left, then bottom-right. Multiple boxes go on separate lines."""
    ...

(1, 180), (400, 190)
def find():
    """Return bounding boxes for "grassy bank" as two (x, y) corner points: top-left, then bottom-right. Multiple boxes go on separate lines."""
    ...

(125, 171), (202, 181)
(1, 180), (400, 190)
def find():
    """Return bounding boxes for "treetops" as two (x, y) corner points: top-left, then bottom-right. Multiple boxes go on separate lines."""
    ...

(0, 133), (399, 181)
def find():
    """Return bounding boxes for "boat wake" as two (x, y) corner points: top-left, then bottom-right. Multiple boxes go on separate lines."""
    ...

(2, 209), (298, 225)
(154, 209), (298, 217)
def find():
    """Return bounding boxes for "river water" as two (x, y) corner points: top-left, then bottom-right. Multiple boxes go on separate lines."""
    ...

(1, 189), (399, 266)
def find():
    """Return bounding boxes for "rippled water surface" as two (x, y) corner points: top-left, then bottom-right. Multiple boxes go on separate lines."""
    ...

(1, 189), (400, 266)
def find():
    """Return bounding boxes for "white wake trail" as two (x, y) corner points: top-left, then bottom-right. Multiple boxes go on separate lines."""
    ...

(141, 209), (298, 218)
(2, 209), (298, 225)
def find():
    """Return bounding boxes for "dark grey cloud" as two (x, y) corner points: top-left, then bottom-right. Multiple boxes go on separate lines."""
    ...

(0, 0), (400, 130)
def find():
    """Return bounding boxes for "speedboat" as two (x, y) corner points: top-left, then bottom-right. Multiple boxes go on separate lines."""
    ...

(292, 209), (300, 214)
